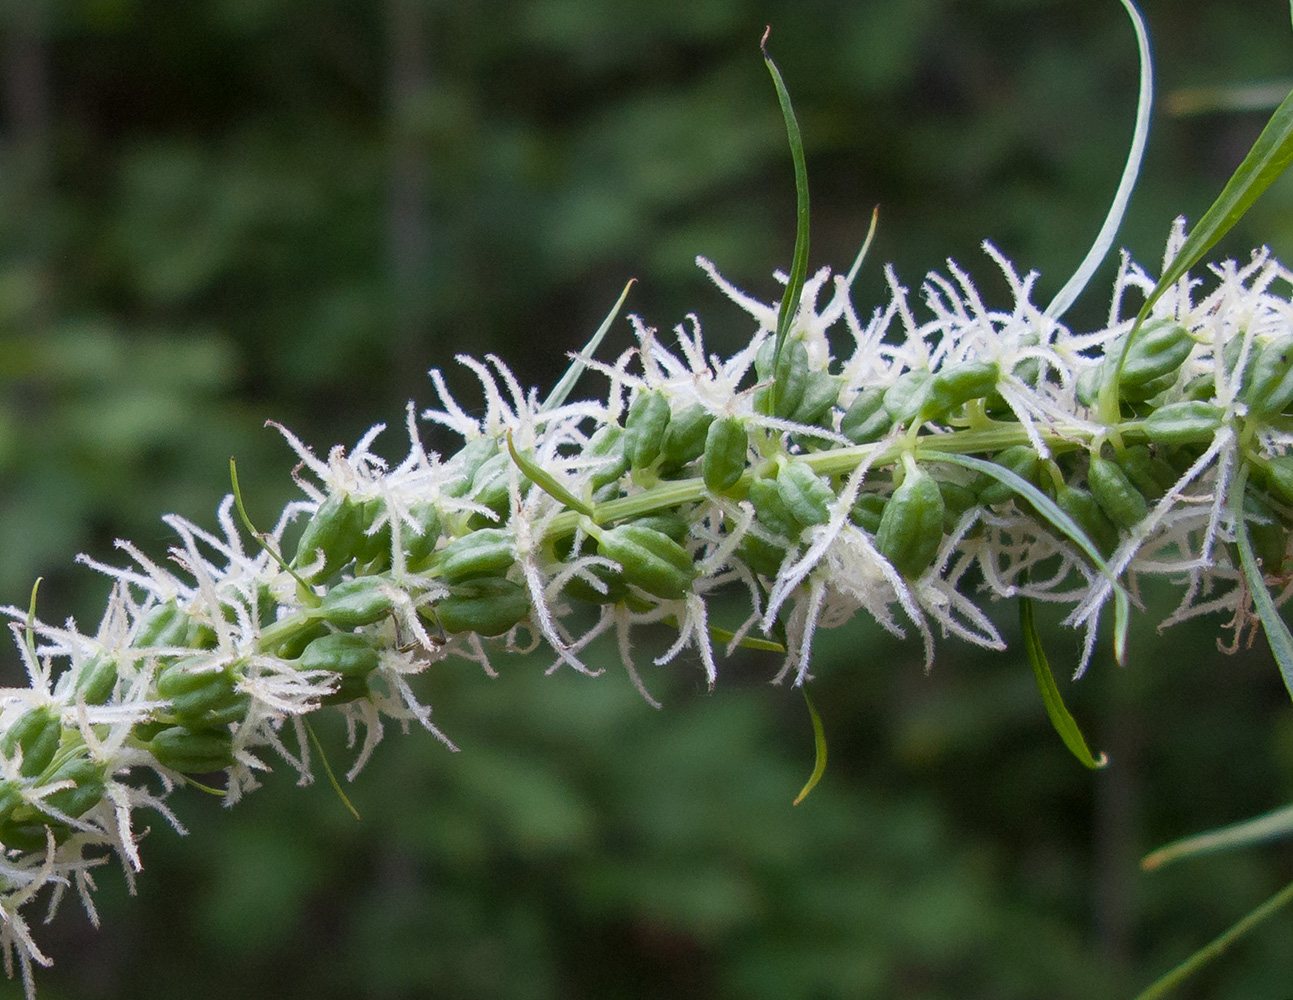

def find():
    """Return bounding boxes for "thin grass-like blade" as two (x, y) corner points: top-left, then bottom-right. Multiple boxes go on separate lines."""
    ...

(921, 451), (1131, 663)
(1131, 878), (1293, 1000)
(1142, 803), (1293, 871)
(761, 28), (810, 399)
(506, 430), (595, 518)
(541, 279), (634, 413)
(1232, 465), (1293, 701)
(1045, 0), (1152, 321)
(792, 686), (827, 805)
(1020, 595), (1108, 769)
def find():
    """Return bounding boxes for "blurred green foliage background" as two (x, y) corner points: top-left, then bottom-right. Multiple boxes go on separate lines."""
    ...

(2, 0), (1293, 996)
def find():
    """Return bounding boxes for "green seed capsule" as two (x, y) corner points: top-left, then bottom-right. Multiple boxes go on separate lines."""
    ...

(938, 479), (979, 532)
(1142, 401), (1225, 445)
(292, 494), (363, 582)
(41, 757), (105, 819)
(883, 369), (934, 426)
(133, 602), (192, 649)
(444, 436), (499, 498)
(660, 403), (714, 472)
(585, 424), (630, 489)
(315, 576), (394, 628)
(1087, 455), (1148, 530)
(840, 388), (892, 444)
(469, 452), (518, 521)
(789, 371), (841, 427)
(925, 360), (1000, 419)
(702, 416), (748, 493)
(1244, 334), (1293, 415)
(747, 476), (799, 538)
(354, 497), (392, 568)
(753, 338), (812, 419)
(402, 502), (443, 567)
(438, 528), (516, 584)
(1, 707), (61, 778)
(1118, 319), (1195, 392)
(1055, 484), (1119, 557)
(625, 391), (672, 471)
(75, 654), (119, 706)
(157, 656), (244, 725)
(1264, 456), (1293, 506)
(562, 564), (631, 605)
(299, 632), (382, 679)
(1115, 444), (1176, 502)
(978, 445), (1043, 506)
(629, 511), (691, 545)
(427, 578), (531, 636)
(848, 493), (887, 533)
(875, 463), (945, 578)
(596, 525), (697, 601)
(776, 461), (835, 528)
(148, 725), (235, 775)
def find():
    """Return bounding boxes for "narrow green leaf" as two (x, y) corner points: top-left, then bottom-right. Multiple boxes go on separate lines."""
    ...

(793, 686), (827, 806)
(541, 279), (634, 413)
(708, 624), (786, 653)
(1142, 803), (1293, 871)
(506, 430), (595, 518)
(1131, 878), (1293, 1000)
(761, 28), (810, 406)
(1045, 0), (1152, 321)
(303, 717), (361, 822)
(1101, 79), (1293, 422)
(921, 450), (1131, 663)
(844, 205), (879, 289)
(1232, 464), (1293, 701)
(1020, 594), (1108, 769)
(230, 458), (317, 604)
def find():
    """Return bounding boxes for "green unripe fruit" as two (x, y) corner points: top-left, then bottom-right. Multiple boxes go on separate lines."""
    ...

(41, 757), (105, 819)
(789, 371), (841, 426)
(1055, 484), (1119, 557)
(585, 424), (630, 489)
(157, 656), (247, 726)
(925, 360), (1000, 419)
(776, 461), (835, 528)
(596, 525), (696, 601)
(660, 403), (714, 472)
(747, 476), (798, 538)
(133, 602), (193, 649)
(1264, 456), (1293, 506)
(315, 576), (394, 628)
(1243, 334), (1293, 415)
(437, 528), (516, 584)
(848, 493), (887, 534)
(629, 511), (691, 545)
(738, 534), (787, 578)
(883, 370), (933, 425)
(624, 391), (672, 471)
(1115, 444), (1176, 502)
(353, 497), (393, 567)
(427, 578), (531, 636)
(444, 437), (499, 498)
(875, 463), (945, 578)
(75, 654), (119, 705)
(148, 725), (235, 775)
(299, 632), (382, 679)
(1087, 455), (1148, 530)
(1142, 401), (1224, 445)
(978, 445), (1043, 506)
(702, 416), (748, 493)
(840, 388), (892, 444)
(1, 707), (61, 778)
(402, 502), (443, 567)
(293, 494), (362, 582)
(1117, 319), (1195, 394)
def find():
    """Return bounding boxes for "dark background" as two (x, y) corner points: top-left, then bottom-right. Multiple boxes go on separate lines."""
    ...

(2, 1), (1293, 997)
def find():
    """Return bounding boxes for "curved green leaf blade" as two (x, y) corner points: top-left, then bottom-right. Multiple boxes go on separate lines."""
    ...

(1045, 0), (1152, 320)
(792, 686), (827, 806)
(1142, 802), (1293, 871)
(1019, 595), (1107, 769)
(761, 28), (810, 393)
(506, 430), (595, 518)
(542, 279), (634, 413)
(1132, 878), (1293, 1000)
